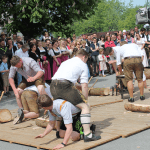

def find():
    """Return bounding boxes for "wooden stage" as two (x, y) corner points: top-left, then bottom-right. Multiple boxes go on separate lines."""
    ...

(0, 81), (150, 150)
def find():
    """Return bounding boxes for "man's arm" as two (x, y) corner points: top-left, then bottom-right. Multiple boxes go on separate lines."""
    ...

(35, 120), (55, 138)
(9, 78), (17, 92)
(81, 83), (88, 99)
(27, 71), (44, 82)
(117, 65), (123, 74)
(53, 123), (73, 149)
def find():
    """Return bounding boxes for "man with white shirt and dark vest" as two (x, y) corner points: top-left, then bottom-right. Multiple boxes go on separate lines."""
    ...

(50, 49), (101, 143)
(105, 42), (145, 102)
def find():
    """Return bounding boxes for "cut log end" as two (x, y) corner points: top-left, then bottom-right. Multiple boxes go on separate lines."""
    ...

(0, 109), (12, 123)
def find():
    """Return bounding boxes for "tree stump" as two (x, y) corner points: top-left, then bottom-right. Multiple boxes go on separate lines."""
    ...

(0, 109), (12, 123)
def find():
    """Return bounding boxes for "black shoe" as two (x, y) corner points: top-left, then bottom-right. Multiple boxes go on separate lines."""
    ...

(13, 108), (24, 125)
(84, 134), (101, 142)
(128, 98), (134, 102)
(7, 91), (11, 96)
(6, 92), (10, 97)
(90, 124), (96, 134)
(4, 92), (8, 96)
(18, 108), (24, 120)
(140, 96), (145, 100)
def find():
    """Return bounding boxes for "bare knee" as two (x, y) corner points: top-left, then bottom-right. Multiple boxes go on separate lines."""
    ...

(59, 130), (65, 138)
(70, 132), (80, 141)
(76, 103), (90, 114)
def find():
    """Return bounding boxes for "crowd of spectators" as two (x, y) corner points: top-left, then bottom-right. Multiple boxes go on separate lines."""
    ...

(0, 26), (149, 96)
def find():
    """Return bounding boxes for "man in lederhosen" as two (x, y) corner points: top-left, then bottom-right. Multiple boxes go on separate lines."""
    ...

(105, 42), (145, 102)
(50, 48), (100, 142)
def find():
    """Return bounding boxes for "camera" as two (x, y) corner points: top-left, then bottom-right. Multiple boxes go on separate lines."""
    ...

(136, 7), (150, 24)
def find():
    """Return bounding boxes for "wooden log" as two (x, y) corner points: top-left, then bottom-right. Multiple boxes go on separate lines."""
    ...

(0, 91), (4, 101)
(144, 68), (150, 79)
(35, 117), (49, 128)
(35, 117), (56, 129)
(88, 76), (93, 84)
(88, 79), (98, 93)
(89, 88), (110, 96)
(124, 103), (150, 113)
(0, 109), (12, 123)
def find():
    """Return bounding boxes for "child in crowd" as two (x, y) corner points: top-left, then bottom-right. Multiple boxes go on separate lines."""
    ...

(98, 48), (107, 77)
(0, 55), (11, 96)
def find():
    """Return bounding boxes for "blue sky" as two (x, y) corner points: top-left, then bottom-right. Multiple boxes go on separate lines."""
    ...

(120, 0), (146, 7)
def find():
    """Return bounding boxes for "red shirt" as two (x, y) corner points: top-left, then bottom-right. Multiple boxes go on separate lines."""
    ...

(104, 41), (116, 48)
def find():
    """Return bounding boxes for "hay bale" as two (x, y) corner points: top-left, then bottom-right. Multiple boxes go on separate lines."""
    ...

(0, 109), (12, 123)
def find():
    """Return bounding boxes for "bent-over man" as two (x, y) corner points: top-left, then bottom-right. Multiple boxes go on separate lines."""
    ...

(105, 42), (145, 102)
(50, 48), (100, 142)
(9, 47), (47, 110)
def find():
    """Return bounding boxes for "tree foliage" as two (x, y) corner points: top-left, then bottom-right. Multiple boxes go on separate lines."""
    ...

(71, 0), (145, 36)
(0, 0), (100, 38)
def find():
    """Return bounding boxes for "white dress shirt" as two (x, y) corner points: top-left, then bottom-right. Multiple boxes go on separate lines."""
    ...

(9, 57), (44, 79)
(15, 49), (29, 58)
(52, 57), (88, 84)
(24, 83), (53, 98)
(113, 43), (142, 66)
(48, 99), (81, 124)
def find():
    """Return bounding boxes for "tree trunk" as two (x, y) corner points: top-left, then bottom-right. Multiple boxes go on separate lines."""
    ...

(124, 103), (150, 113)
(89, 88), (110, 96)
(0, 109), (12, 123)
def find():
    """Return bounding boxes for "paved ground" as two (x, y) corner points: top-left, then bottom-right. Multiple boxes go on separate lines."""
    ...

(0, 73), (150, 150)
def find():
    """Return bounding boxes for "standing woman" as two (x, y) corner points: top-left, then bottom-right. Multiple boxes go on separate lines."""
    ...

(49, 40), (62, 75)
(6, 38), (17, 68)
(98, 35), (105, 48)
(59, 40), (70, 62)
(135, 33), (148, 88)
(67, 38), (72, 50)
(29, 44), (41, 62)
(36, 40), (51, 81)
(90, 37), (99, 76)
(135, 33), (148, 67)
(104, 36), (116, 48)
(75, 40), (81, 50)
(126, 32), (135, 44)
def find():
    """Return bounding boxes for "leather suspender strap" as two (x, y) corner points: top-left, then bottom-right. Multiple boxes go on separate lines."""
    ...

(60, 100), (67, 111)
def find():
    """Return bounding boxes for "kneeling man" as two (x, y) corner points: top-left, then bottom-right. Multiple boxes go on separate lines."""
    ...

(14, 83), (52, 124)
(35, 94), (99, 149)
